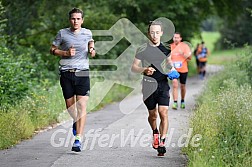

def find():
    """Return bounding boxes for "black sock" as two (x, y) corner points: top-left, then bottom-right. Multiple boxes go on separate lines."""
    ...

(160, 137), (166, 143)
(153, 128), (159, 134)
(203, 71), (206, 77)
(181, 99), (184, 103)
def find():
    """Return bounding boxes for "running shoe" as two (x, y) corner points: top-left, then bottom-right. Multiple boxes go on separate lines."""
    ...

(172, 103), (178, 110)
(181, 102), (185, 109)
(157, 141), (166, 156)
(200, 73), (204, 80)
(152, 133), (159, 149)
(71, 140), (81, 152)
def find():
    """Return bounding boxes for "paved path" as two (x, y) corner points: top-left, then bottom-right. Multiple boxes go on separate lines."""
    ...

(0, 65), (222, 167)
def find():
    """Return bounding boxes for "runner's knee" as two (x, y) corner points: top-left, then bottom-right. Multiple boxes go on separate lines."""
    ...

(158, 108), (168, 119)
(172, 80), (178, 88)
(180, 84), (186, 89)
(148, 110), (158, 119)
(65, 97), (75, 108)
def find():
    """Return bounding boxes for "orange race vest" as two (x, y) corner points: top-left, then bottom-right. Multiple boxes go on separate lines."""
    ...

(170, 42), (191, 73)
(197, 47), (209, 62)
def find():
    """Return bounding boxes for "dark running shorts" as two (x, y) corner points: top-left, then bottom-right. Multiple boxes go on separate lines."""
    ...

(142, 79), (170, 110)
(60, 70), (90, 99)
(178, 72), (188, 84)
(199, 62), (206, 68)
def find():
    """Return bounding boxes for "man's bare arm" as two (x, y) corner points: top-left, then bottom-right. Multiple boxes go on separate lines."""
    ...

(166, 56), (176, 71)
(131, 58), (155, 75)
(50, 45), (75, 57)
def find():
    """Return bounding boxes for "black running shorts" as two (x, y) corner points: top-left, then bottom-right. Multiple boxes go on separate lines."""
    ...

(178, 72), (188, 84)
(142, 79), (170, 110)
(199, 62), (206, 68)
(60, 70), (90, 99)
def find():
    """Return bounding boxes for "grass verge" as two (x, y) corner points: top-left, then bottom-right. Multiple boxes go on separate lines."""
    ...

(183, 47), (252, 166)
(0, 80), (134, 149)
(0, 84), (65, 149)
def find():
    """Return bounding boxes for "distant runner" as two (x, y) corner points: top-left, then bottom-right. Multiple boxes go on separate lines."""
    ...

(196, 41), (209, 80)
(194, 43), (200, 74)
(170, 32), (192, 109)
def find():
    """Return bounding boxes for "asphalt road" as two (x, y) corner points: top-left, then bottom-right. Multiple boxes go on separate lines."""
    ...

(0, 65), (222, 167)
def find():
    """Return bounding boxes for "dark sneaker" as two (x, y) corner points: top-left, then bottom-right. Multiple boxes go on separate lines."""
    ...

(71, 140), (81, 152)
(157, 142), (166, 156)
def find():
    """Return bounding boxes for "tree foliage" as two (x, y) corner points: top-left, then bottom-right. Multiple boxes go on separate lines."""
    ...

(215, 0), (252, 49)
(0, 1), (55, 109)
(0, 0), (248, 107)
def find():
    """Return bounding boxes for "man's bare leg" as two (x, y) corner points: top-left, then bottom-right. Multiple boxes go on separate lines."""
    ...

(158, 106), (169, 139)
(172, 79), (179, 109)
(76, 95), (89, 137)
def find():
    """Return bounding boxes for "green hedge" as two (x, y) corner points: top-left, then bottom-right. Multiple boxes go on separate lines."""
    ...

(0, 45), (57, 111)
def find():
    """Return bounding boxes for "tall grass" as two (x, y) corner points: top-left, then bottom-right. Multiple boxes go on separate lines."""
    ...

(0, 80), (134, 149)
(184, 47), (252, 166)
(0, 84), (65, 149)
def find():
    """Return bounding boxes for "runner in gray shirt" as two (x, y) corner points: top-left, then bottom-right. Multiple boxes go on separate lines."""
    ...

(50, 7), (95, 152)
(53, 27), (93, 71)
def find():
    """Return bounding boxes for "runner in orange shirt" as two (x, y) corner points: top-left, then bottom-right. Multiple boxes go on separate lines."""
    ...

(196, 41), (209, 80)
(170, 32), (192, 109)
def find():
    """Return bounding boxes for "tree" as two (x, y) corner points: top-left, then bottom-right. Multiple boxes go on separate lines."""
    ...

(1, 0), (247, 72)
(216, 0), (252, 49)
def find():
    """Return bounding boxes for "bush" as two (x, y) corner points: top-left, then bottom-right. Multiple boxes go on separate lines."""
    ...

(0, 45), (57, 111)
(237, 46), (252, 84)
(0, 47), (30, 109)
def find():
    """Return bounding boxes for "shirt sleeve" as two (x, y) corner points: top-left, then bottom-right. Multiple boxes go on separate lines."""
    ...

(135, 43), (147, 60)
(135, 48), (143, 60)
(52, 30), (62, 47)
(183, 43), (192, 57)
(87, 29), (93, 42)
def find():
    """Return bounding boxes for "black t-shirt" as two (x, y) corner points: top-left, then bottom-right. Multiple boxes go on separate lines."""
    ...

(135, 43), (171, 81)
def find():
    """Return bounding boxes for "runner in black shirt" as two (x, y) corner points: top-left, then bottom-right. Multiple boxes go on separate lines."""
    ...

(131, 20), (176, 156)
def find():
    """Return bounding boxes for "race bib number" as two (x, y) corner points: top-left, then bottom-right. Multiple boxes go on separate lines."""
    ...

(174, 62), (182, 68)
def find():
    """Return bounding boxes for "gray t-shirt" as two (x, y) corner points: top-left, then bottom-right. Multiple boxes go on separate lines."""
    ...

(52, 28), (93, 71)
